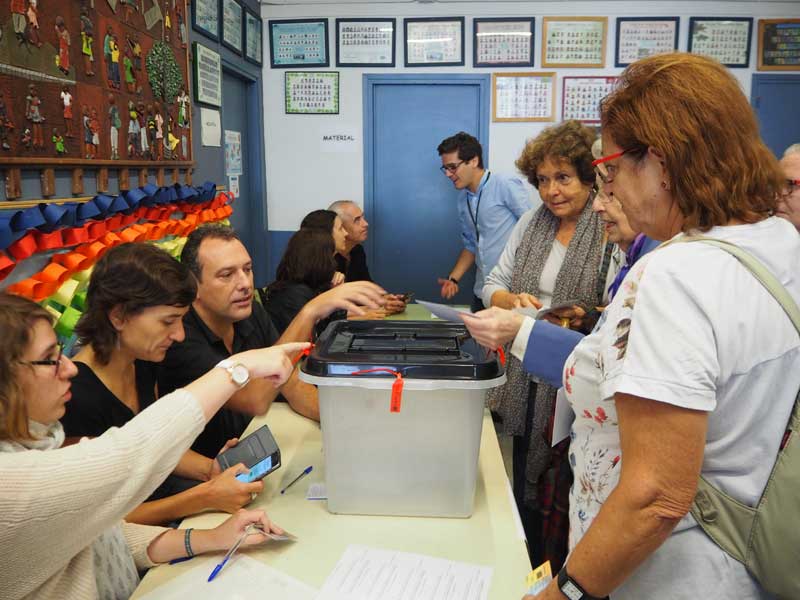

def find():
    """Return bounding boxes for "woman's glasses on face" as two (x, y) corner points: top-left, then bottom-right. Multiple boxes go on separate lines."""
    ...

(592, 150), (628, 184)
(25, 342), (64, 377)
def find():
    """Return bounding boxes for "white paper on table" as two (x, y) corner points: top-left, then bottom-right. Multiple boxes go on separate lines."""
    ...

(316, 544), (492, 600)
(415, 300), (472, 323)
(552, 387), (575, 447)
(306, 482), (327, 500)
(137, 555), (317, 600)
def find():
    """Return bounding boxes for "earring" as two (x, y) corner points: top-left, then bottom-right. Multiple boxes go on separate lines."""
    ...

(661, 181), (670, 190)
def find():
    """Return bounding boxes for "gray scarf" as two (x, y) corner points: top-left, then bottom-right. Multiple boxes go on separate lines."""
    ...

(488, 192), (607, 507)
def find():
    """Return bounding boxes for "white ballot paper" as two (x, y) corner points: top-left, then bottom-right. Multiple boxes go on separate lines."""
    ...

(138, 555), (317, 600)
(415, 300), (473, 322)
(315, 544), (492, 600)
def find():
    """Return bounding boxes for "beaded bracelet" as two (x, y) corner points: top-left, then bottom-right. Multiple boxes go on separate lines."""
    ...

(184, 528), (195, 558)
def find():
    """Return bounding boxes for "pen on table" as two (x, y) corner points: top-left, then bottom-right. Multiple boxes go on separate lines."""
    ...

(280, 465), (313, 495)
(207, 523), (261, 582)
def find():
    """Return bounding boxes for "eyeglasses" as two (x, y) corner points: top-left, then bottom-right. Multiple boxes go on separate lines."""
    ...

(592, 150), (629, 184)
(25, 342), (64, 376)
(440, 160), (465, 174)
(783, 179), (800, 195)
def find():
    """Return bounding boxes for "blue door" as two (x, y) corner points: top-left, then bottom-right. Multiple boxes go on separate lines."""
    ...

(364, 74), (490, 304)
(752, 75), (800, 158)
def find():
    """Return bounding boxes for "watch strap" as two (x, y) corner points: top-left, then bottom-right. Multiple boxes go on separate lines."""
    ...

(557, 565), (608, 600)
(448, 276), (459, 284)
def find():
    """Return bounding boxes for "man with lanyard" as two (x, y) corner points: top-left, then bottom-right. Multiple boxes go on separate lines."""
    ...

(437, 131), (531, 312)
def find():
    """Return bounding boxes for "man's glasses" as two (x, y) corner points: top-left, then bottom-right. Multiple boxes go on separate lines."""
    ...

(592, 150), (628, 184)
(440, 160), (465, 174)
(25, 342), (64, 376)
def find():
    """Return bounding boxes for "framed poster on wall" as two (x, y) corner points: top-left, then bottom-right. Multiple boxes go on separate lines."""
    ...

(492, 72), (556, 122)
(688, 17), (753, 68)
(473, 17), (535, 68)
(757, 19), (800, 71)
(615, 17), (679, 67)
(192, 0), (220, 41)
(404, 17), (465, 67)
(542, 17), (607, 68)
(244, 8), (264, 66)
(336, 18), (396, 67)
(193, 43), (222, 107)
(269, 19), (329, 68)
(221, 0), (244, 55)
(562, 76), (618, 123)
(285, 72), (340, 115)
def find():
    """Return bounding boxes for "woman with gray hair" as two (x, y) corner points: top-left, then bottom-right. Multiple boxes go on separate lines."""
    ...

(482, 120), (617, 571)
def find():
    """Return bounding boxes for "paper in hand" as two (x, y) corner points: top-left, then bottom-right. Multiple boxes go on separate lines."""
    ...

(416, 300), (473, 322)
(266, 530), (298, 542)
(526, 561), (553, 595)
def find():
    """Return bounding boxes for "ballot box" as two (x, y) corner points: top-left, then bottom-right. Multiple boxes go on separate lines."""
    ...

(299, 320), (506, 518)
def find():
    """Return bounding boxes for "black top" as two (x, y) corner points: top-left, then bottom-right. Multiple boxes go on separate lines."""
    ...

(157, 303), (281, 458)
(261, 282), (346, 338)
(61, 360), (159, 437)
(335, 244), (372, 282)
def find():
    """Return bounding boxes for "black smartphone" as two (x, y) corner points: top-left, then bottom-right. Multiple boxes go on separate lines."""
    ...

(217, 425), (281, 482)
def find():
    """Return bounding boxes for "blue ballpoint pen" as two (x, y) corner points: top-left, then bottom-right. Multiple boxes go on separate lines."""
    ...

(207, 523), (259, 582)
(280, 465), (313, 494)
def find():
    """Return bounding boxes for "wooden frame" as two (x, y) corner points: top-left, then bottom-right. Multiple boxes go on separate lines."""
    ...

(220, 0), (244, 55)
(757, 19), (800, 71)
(473, 17), (535, 68)
(562, 76), (618, 123)
(542, 17), (607, 68)
(404, 17), (465, 67)
(688, 17), (753, 68)
(615, 17), (679, 67)
(335, 18), (396, 67)
(244, 7), (264, 66)
(492, 72), (556, 122)
(192, 0), (220, 42)
(192, 43), (222, 107)
(285, 72), (340, 115)
(269, 18), (330, 69)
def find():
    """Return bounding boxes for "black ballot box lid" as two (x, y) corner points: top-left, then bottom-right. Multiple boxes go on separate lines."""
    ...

(301, 320), (504, 381)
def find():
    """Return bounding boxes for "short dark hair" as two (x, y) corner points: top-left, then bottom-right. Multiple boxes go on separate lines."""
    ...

(300, 209), (337, 233)
(76, 243), (196, 365)
(180, 224), (241, 281)
(265, 229), (336, 297)
(437, 132), (484, 169)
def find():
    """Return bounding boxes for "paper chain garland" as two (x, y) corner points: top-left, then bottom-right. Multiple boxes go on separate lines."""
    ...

(0, 182), (235, 340)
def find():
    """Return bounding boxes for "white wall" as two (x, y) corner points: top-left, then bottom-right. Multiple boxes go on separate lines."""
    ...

(261, 1), (800, 231)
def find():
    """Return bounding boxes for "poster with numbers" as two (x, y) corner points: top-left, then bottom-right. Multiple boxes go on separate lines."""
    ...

(688, 17), (753, 68)
(543, 17), (607, 68)
(562, 77), (618, 123)
(493, 72), (555, 122)
(615, 18), (679, 67)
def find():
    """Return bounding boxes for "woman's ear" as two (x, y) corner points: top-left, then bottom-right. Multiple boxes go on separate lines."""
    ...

(108, 305), (126, 332)
(647, 147), (671, 190)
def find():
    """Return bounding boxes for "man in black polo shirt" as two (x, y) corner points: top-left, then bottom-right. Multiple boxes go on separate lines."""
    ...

(158, 224), (384, 458)
(328, 200), (407, 314)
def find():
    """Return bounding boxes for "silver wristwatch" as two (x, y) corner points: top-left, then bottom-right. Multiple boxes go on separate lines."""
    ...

(215, 359), (250, 388)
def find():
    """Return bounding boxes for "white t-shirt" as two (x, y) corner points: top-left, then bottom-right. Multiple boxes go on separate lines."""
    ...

(565, 216), (800, 599)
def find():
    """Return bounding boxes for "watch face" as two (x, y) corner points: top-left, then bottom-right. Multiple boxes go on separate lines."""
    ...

(231, 364), (249, 386)
(562, 580), (583, 600)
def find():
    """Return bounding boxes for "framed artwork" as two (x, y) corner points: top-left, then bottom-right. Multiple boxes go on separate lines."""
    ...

(221, 0), (244, 55)
(336, 18), (396, 67)
(244, 8), (264, 66)
(269, 19), (329, 68)
(562, 77), (618, 123)
(404, 17), (465, 67)
(615, 18), (679, 67)
(193, 43), (222, 107)
(688, 17), (753, 68)
(757, 19), (800, 71)
(473, 17), (535, 68)
(542, 17), (607, 68)
(192, 0), (220, 41)
(285, 72), (340, 115)
(492, 72), (556, 122)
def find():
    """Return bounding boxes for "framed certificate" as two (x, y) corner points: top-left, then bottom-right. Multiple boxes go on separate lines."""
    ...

(404, 17), (465, 67)
(193, 43), (222, 107)
(562, 76), (618, 123)
(542, 17), (607, 68)
(688, 17), (753, 68)
(492, 72), (556, 122)
(192, 0), (219, 42)
(615, 17), (679, 67)
(221, 0), (243, 55)
(244, 8), (263, 66)
(336, 18), (395, 67)
(473, 18), (535, 68)
(757, 19), (800, 71)
(285, 71), (340, 115)
(269, 19), (329, 68)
